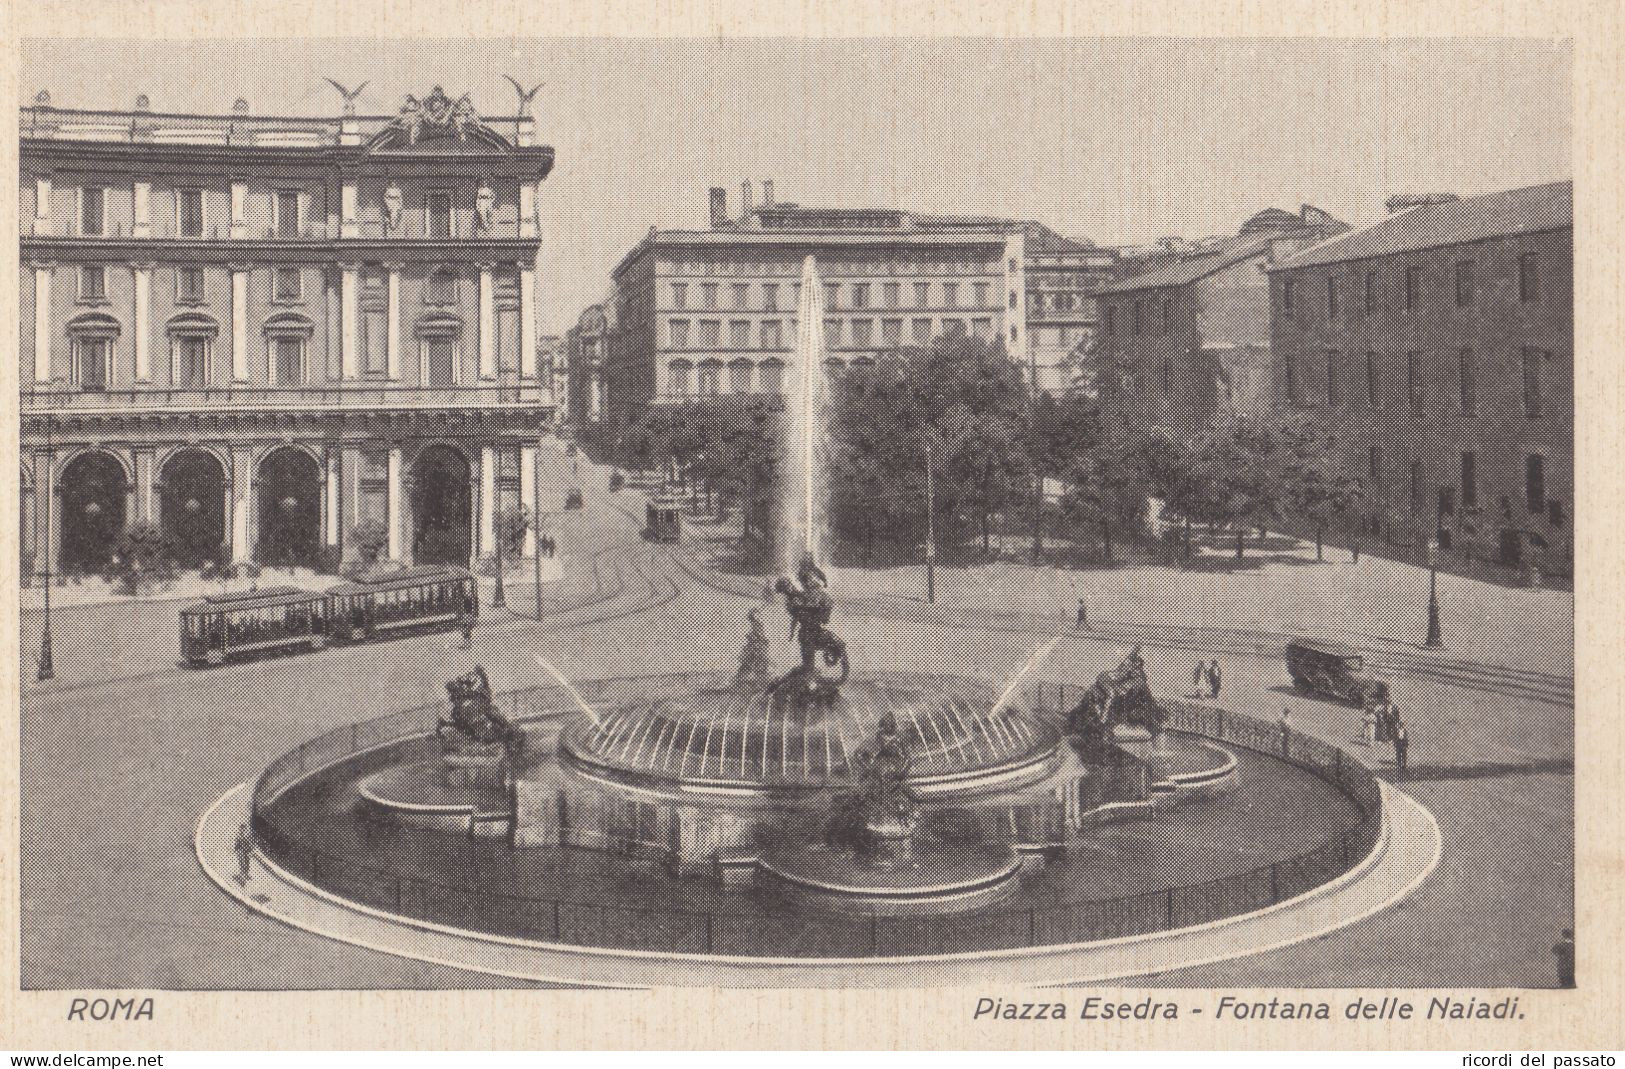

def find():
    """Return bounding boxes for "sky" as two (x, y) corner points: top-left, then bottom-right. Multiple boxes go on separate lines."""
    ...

(22, 37), (1572, 335)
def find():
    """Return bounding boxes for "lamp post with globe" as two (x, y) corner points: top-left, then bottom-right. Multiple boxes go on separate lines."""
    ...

(36, 416), (55, 682)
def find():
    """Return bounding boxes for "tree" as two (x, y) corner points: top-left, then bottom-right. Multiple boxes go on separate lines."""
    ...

(494, 504), (531, 557)
(1160, 418), (1281, 561)
(1058, 422), (1146, 563)
(1275, 421), (1368, 561)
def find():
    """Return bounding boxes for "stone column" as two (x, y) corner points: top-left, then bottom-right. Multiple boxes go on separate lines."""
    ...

(387, 445), (404, 564)
(323, 449), (341, 547)
(230, 182), (248, 239)
(480, 445), (497, 557)
(520, 443), (537, 557)
(340, 181), (358, 239)
(386, 264), (402, 380)
(132, 263), (152, 381)
(341, 264), (359, 379)
(231, 266), (250, 382)
(520, 264), (538, 378)
(341, 447), (363, 561)
(132, 181), (151, 239)
(519, 183), (537, 238)
(33, 176), (50, 236)
(33, 264), (52, 384)
(230, 449), (254, 564)
(479, 264), (496, 380)
(133, 448), (155, 524)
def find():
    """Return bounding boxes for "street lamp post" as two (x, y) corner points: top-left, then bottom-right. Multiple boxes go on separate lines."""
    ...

(37, 415), (55, 682)
(924, 441), (936, 604)
(1424, 532), (1443, 648)
(492, 502), (507, 610)
(542, 432), (555, 620)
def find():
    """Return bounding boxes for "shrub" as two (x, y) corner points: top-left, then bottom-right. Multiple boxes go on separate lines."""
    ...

(349, 519), (390, 567)
(104, 520), (169, 596)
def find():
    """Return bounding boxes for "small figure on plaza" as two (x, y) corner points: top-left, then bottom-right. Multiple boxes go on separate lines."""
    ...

(734, 608), (774, 687)
(1206, 659), (1223, 700)
(234, 823), (254, 886)
(767, 553), (849, 701)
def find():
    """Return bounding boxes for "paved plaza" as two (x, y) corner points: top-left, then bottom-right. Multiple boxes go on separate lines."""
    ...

(19, 459), (1574, 988)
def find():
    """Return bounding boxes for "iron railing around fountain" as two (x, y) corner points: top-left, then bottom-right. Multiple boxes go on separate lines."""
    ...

(250, 683), (1384, 958)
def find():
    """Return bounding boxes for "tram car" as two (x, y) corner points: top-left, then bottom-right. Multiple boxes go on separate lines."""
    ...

(326, 565), (478, 644)
(643, 493), (682, 543)
(180, 587), (330, 667)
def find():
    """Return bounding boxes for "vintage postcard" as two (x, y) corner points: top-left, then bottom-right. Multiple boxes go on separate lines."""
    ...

(3, 0), (1619, 1053)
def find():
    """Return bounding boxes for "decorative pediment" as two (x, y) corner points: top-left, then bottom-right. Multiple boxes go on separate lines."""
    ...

(367, 86), (511, 154)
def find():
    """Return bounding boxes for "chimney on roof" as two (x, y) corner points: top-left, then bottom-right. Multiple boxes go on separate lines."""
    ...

(709, 187), (727, 228)
(762, 179), (775, 207)
(741, 179), (754, 222)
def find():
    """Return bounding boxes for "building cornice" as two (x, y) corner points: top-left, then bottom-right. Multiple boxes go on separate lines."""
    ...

(22, 236), (543, 266)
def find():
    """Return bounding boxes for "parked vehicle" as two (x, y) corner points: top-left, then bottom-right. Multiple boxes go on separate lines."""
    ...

(1284, 639), (1390, 706)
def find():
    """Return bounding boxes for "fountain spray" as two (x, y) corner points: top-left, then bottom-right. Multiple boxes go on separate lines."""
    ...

(533, 654), (604, 728)
(781, 254), (829, 577)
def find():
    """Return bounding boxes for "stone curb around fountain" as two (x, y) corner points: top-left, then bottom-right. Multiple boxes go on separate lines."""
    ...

(197, 777), (1440, 988)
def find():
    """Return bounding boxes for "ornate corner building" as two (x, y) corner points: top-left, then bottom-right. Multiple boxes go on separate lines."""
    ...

(20, 86), (556, 576)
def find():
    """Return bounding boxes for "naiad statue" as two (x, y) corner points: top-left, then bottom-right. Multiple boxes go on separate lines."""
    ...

(767, 554), (849, 700)
(438, 665), (520, 752)
(1065, 646), (1169, 749)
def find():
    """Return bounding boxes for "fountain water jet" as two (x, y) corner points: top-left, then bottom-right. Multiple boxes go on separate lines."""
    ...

(780, 254), (829, 576)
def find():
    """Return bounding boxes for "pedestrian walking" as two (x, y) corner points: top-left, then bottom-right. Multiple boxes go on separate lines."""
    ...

(1392, 719), (1410, 774)
(234, 823), (254, 886)
(1193, 660), (1208, 698)
(1075, 597), (1089, 631)
(460, 594), (476, 649)
(1207, 659), (1222, 700)
(1361, 705), (1377, 747)
(1554, 928), (1576, 988)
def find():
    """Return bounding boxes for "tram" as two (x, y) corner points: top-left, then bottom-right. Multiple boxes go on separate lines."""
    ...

(180, 587), (330, 666)
(643, 493), (682, 543)
(327, 565), (478, 643)
(181, 565), (478, 667)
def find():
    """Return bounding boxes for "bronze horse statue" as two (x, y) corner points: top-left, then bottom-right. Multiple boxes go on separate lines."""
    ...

(1065, 647), (1169, 749)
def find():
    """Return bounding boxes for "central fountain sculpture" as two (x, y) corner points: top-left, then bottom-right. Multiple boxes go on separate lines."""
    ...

(365, 253), (1229, 912)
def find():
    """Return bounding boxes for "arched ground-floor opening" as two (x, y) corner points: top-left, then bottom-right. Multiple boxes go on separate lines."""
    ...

(413, 445), (472, 566)
(160, 449), (227, 569)
(60, 452), (128, 575)
(258, 448), (322, 568)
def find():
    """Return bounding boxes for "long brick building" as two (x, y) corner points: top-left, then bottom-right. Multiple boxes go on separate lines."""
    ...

(1267, 181), (1573, 573)
(20, 86), (556, 577)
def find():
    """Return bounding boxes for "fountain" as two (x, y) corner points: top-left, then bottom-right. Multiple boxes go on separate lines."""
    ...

(344, 251), (1238, 913)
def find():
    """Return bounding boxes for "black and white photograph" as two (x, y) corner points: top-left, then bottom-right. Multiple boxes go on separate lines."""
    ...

(11, 25), (1590, 1039)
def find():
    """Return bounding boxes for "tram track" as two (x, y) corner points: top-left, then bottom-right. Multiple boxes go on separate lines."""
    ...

(662, 541), (1573, 708)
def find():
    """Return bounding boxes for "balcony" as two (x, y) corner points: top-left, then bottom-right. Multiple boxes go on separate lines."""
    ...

(22, 382), (552, 415)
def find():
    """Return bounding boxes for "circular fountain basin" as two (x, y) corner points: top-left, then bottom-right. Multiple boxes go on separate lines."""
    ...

(559, 674), (1062, 802)
(756, 840), (1024, 915)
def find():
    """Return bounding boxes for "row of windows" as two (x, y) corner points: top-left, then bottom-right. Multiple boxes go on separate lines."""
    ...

(666, 316), (996, 350)
(1280, 253), (1546, 319)
(662, 258), (1001, 278)
(1368, 448), (1557, 523)
(1281, 346), (1551, 418)
(1101, 296), (1173, 337)
(664, 354), (888, 398)
(58, 332), (488, 391)
(668, 280), (1001, 312)
(61, 264), (498, 308)
(63, 185), (469, 239)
